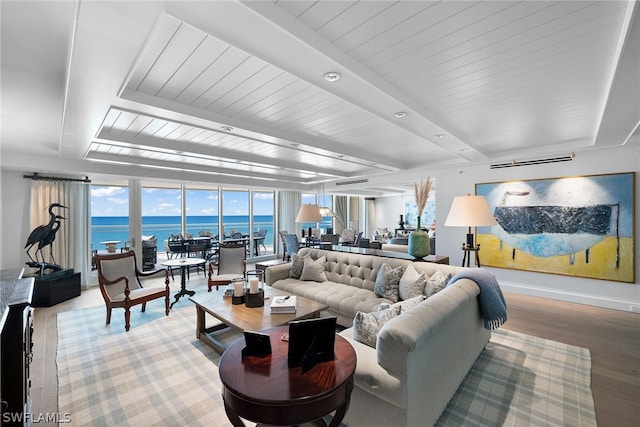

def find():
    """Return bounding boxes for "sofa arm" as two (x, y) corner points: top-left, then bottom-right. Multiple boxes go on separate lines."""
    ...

(265, 263), (291, 285)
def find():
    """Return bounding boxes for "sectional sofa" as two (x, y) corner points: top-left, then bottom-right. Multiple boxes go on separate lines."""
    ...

(265, 248), (493, 426)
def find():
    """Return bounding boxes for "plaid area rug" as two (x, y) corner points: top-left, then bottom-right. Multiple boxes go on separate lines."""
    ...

(437, 329), (596, 427)
(57, 304), (596, 426)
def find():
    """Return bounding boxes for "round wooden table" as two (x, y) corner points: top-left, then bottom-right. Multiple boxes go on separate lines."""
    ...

(219, 326), (356, 427)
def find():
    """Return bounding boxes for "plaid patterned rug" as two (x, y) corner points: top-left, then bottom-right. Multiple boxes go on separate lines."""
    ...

(57, 303), (596, 426)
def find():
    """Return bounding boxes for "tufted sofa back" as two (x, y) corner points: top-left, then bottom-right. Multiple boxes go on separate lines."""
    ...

(297, 247), (466, 292)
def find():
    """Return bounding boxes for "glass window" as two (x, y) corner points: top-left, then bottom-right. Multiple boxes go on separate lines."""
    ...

(253, 191), (275, 256)
(222, 190), (249, 241)
(186, 189), (219, 239)
(318, 194), (333, 233)
(90, 185), (129, 253)
(141, 186), (182, 244)
(300, 193), (319, 236)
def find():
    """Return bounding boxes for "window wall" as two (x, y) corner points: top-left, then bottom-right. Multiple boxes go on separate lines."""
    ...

(186, 188), (219, 238)
(90, 181), (283, 260)
(90, 185), (129, 253)
(141, 185), (182, 241)
(253, 191), (275, 256)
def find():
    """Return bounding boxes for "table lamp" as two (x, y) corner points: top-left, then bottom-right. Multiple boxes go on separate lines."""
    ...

(444, 194), (497, 248)
(296, 204), (323, 238)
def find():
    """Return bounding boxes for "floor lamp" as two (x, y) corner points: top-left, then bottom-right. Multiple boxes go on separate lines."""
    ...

(296, 204), (323, 240)
(444, 194), (497, 267)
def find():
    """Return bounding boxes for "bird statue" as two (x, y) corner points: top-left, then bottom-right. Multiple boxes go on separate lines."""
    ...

(38, 214), (66, 267)
(25, 203), (67, 271)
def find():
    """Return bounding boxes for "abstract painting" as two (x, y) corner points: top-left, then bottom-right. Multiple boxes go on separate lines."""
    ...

(475, 172), (635, 282)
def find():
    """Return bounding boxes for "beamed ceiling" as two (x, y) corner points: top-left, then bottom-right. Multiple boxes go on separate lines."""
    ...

(1, 1), (639, 195)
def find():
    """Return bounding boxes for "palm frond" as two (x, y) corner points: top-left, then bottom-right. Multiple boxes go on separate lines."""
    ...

(414, 176), (432, 217)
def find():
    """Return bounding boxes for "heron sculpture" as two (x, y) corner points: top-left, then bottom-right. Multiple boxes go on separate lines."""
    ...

(38, 214), (66, 266)
(25, 203), (67, 267)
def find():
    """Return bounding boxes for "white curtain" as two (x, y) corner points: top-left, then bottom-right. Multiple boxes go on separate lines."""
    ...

(334, 196), (348, 233)
(278, 191), (301, 235)
(365, 197), (376, 241)
(29, 179), (91, 287)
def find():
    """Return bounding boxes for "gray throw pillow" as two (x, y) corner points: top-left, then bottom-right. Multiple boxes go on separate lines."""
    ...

(374, 263), (404, 303)
(300, 255), (327, 282)
(352, 306), (402, 348)
(425, 270), (452, 298)
(399, 264), (427, 301)
(289, 253), (308, 279)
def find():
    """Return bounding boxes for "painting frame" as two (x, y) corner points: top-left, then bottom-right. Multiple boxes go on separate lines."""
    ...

(475, 172), (635, 283)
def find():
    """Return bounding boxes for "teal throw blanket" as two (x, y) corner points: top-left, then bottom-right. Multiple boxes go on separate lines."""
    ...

(447, 269), (507, 330)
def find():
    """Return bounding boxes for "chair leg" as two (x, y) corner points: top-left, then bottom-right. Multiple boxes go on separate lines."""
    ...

(125, 308), (131, 331)
(165, 295), (170, 315)
(106, 307), (112, 325)
(141, 302), (147, 312)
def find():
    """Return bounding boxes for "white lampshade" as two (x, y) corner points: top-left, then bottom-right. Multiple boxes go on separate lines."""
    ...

(445, 194), (496, 247)
(296, 204), (323, 223)
(318, 206), (335, 217)
(444, 195), (497, 227)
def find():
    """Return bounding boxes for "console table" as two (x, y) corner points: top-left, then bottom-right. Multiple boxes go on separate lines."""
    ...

(0, 268), (34, 426)
(219, 326), (356, 426)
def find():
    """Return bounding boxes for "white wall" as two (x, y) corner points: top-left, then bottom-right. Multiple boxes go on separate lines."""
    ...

(375, 145), (640, 312)
(1, 169), (32, 269)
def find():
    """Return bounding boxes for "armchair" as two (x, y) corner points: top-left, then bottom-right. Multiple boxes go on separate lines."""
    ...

(95, 250), (170, 331)
(208, 242), (247, 292)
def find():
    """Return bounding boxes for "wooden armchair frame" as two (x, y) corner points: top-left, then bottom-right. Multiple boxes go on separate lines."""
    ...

(95, 250), (170, 331)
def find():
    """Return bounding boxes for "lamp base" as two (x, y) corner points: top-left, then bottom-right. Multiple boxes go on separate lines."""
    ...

(466, 232), (475, 247)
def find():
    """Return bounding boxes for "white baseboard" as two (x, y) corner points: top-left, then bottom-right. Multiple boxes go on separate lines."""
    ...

(499, 281), (638, 313)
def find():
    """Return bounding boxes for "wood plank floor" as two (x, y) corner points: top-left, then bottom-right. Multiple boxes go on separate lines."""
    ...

(30, 273), (640, 426)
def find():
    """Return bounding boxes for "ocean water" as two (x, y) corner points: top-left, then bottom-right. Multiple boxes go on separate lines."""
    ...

(91, 215), (275, 251)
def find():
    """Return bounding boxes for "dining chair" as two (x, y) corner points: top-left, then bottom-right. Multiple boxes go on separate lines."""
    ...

(278, 230), (289, 261)
(208, 242), (247, 292)
(95, 250), (170, 331)
(283, 234), (300, 260)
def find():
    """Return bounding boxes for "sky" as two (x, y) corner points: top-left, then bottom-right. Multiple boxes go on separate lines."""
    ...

(90, 186), (276, 217)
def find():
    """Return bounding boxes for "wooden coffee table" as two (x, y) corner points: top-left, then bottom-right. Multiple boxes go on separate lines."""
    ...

(219, 325), (356, 427)
(189, 287), (329, 353)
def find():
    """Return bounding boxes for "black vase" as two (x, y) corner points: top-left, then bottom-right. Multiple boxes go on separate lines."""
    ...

(398, 214), (405, 229)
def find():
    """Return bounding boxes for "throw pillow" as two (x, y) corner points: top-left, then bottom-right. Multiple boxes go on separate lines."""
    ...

(374, 263), (404, 302)
(378, 295), (426, 313)
(300, 255), (327, 282)
(425, 270), (452, 298)
(399, 264), (427, 300)
(352, 306), (402, 348)
(289, 253), (308, 279)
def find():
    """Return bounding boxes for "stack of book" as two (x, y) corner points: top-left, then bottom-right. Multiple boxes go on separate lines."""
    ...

(270, 295), (297, 314)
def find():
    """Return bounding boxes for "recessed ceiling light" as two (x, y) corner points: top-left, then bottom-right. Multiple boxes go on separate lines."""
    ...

(323, 72), (341, 82)
(394, 112), (407, 118)
(434, 134), (445, 139)
(221, 126), (233, 132)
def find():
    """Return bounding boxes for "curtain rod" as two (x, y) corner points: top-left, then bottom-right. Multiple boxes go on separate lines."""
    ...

(23, 172), (91, 183)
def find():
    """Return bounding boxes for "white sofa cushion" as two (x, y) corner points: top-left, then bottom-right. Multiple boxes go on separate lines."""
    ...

(399, 264), (427, 300)
(353, 305), (402, 348)
(425, 270), (452, 297)
(300, 255), (327, 282)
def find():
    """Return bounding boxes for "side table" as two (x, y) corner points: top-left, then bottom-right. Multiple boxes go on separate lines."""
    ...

(219, 326), (356, 426)
(161, 258), (205, 308)
(254, 259), (289, 273)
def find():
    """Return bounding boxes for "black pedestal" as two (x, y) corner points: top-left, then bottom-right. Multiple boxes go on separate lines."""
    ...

(29, 269), (81, 307)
